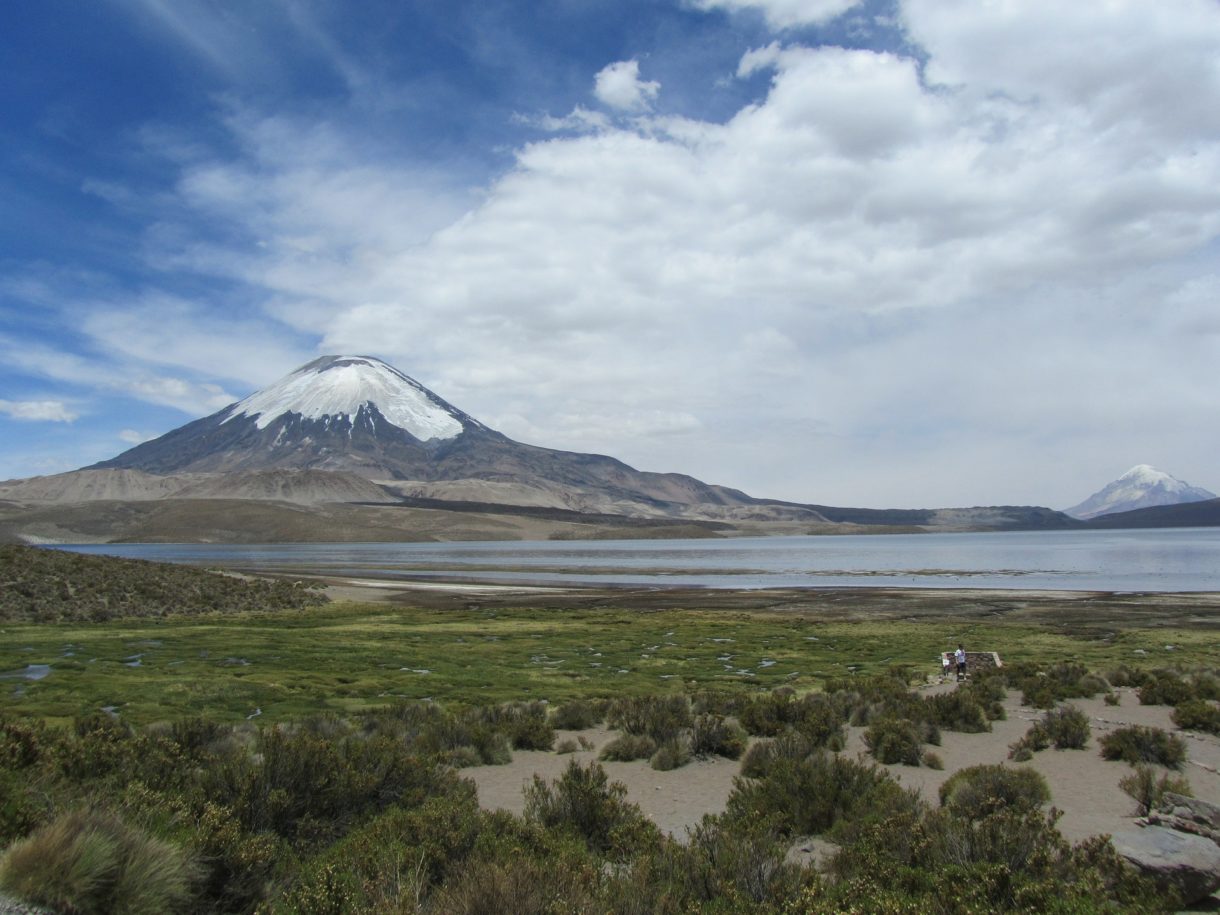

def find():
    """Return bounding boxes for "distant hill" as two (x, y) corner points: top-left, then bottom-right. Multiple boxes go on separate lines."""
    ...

(0, 543), (328, 622)
(1083, 497), (1220, 529)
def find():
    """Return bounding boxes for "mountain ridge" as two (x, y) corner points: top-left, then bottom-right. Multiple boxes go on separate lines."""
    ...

(0, 354), (1083, 542)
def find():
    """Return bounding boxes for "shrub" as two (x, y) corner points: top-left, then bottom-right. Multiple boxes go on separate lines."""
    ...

(551, 699), (602, 731)
(1172, 699), (1220, 735)
(926, 689), (993, 733)
(477, 701), (554, 751)
(939, 764), (1050, 818)
(649, 739), (692, 771)
(1042, 704), (1091, 749)
(0, 716), (45, 770)
(523, 759), (657, 856)
(634, 814), (804, 910)
(689, 714), (747, 760)
(431, 850), (597, 915)
(1105, 665), (1151, 689)
(1119, 764), (1193, 816)
(725, 750), (917, 837)
(1138, 672), (1195, 707)
(607, 695), (692, 744)
(922, 751), (944, 770)
(412, 707), (512, 765)
(823, 805), (1166, 913)
(599, 734), (656, 762)
(277, 790), (484, 913)
(863, 717), (924, 766)
(1099, 726), (1186, 768)
(0, 809), (199, 915)
(1014, 662), (1110, 709)
(1104, 692), (1121, 707)
(738, 731), (816, 779)
(738, 691), (797, 737)
(555, 738), (580, 754)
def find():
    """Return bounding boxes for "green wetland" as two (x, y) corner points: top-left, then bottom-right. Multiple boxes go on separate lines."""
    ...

(5, 600), (1220, 727)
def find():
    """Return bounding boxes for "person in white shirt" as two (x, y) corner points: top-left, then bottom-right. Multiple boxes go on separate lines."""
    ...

(955, 644), (966, 681)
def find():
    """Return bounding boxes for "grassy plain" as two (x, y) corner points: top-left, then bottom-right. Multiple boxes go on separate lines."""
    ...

(5, 592), (1220, 727)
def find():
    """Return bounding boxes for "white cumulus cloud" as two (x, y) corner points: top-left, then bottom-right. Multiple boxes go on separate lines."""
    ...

(55, 0), (1220, 507)
(594, 59), (661, 111)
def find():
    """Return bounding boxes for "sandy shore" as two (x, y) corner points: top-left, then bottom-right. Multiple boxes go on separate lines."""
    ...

(464, 683), (1220, 848)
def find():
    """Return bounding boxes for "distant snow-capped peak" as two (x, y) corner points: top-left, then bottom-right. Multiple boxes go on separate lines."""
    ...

(224, 355), (465, 441)
(1065, 464), (1216, 520)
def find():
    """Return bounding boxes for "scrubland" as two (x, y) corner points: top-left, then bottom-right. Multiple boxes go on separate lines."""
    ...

(2, 546), (1219, 912)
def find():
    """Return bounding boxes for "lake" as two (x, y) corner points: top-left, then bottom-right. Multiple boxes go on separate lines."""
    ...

(52, 527), (1220, 592)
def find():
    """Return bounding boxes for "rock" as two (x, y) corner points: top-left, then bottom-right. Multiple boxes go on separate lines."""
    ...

(1111, 826), (1220, 906)
(1160, 793), (1220, 832)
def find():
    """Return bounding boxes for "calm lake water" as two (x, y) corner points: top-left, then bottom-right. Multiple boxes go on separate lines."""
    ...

(53, 527), (1220, 592)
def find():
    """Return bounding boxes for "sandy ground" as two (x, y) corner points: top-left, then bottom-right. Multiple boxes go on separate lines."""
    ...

(463, 683), (1220, 849)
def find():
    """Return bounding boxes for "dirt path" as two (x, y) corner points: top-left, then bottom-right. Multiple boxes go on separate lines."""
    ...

(463, 686), (1220, 847)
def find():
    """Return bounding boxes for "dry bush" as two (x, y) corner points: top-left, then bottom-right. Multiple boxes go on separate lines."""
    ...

(1099, 726), (1186, 768)
(1119, 764), (1192, 816)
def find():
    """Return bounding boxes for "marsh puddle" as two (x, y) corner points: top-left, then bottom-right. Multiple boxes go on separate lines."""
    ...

(1, 664), (51, 681)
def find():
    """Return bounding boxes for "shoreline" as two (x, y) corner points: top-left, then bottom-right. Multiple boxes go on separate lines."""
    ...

(309, 576), (1220, 633)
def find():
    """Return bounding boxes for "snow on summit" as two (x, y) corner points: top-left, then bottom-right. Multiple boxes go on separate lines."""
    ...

(225, 356), (464, 440)
(1065, 464), (1216, 520)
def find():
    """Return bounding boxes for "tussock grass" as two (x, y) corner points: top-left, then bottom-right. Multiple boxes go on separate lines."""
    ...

(0, 809), (199, 914)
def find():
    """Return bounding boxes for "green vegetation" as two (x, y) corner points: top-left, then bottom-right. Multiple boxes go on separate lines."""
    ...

(0, 808), (200, 914)
(0, 543), (326, 622)
(1098, 725), (1187, 768)
(2, 660), (1188, 913)
(2, 548), (1215, 912)
(1118, 764), (1193, 817)
(1009, 704), (1092, 760)
(5, 588), (1220, 727)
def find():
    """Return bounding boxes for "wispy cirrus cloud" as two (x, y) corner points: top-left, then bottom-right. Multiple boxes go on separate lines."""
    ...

(0, 400), (78, 422)
(690, 0), (863, 29)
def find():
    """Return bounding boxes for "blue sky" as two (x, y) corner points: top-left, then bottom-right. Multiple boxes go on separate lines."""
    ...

(2, 0), (1219, 508)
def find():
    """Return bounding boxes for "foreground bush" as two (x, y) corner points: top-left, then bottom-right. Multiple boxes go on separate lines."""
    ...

(523, 759), (659, 857)
(0, 808), (199, 914)
(819, 805), (1167, 913)
(939, 764), (1051, 818)
(726, 750), (918, 837)
(1099, 726), (1186, 768)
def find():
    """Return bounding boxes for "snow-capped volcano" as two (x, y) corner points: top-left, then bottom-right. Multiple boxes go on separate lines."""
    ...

(90, 355), (485, 478)
(225, 355), (468, 439)
(1065, 464), (1216, 520)
(86, 354), (770, 516)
